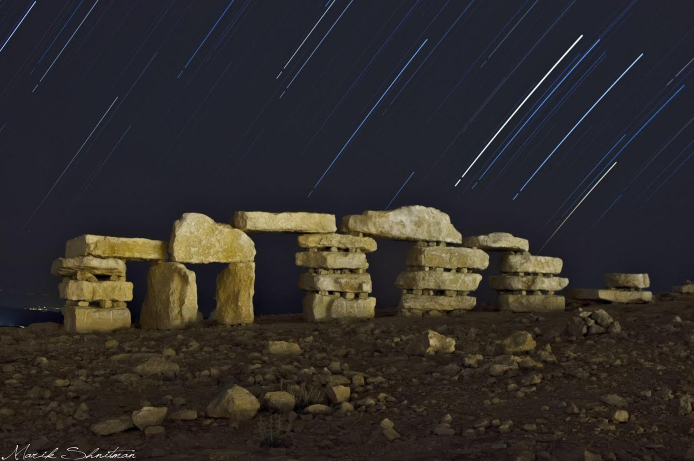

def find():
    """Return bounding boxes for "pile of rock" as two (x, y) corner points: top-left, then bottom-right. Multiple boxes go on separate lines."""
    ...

(673, 280), (694, 294)
(340, 206), (476, 316)
(462, 233), (568, 313)
(567, 273), (652, 304)
(566, 308), (622, 337)
(52, 235), (167, 333)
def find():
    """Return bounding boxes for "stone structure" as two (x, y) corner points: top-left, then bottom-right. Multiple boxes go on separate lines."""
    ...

(567, 273), (652, 304)
(233, 211), (336, 234)
(296, 233), (377, 322)
(53, 235), (167, 332)
(463, 233), (568, 313)
(140, 262), (197, 329)
(673, 280), (694, 294)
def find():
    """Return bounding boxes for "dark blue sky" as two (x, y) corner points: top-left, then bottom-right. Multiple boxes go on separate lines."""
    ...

(0, 0), (692, 316)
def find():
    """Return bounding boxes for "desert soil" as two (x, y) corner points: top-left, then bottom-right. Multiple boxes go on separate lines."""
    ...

(2, 294), (694, 461)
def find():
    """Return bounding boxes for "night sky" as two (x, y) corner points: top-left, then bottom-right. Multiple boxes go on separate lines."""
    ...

(1, 0), (693, 318)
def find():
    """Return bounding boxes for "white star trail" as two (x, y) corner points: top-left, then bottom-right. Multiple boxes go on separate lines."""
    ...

(0, 1), (36, 55)
(539, 161), (618, 252)
(386, 171), (414, 209)
(21, 96), (118, 231)
(454, 34), (583, 187)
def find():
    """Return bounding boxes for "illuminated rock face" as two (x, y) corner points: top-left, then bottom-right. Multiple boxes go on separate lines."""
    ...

(567, 273), (652, 305)
(232, 211), (336, 234)
(140, 262), (198, 330)
(169, 213), (255, 264)
(65, 235), (167, 261)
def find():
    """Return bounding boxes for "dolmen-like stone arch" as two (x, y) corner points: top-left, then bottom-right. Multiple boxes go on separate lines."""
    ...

(50, 205), (574, 333)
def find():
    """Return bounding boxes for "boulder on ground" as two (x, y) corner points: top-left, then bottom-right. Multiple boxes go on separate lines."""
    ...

(297, 233), (377, 252)
(215, 262), (255, 325)
(62, 306), (131, 333)
(66, 235), (167, 261)
(132, 406), (168, 431)
(604, 273), (650, 289)
(233, 211), (336, 233)
(340, 206), (462, 243)
(264, 391), (295, 413)
(407, 330), (456, 355)
(326, 385), (350, 404)
(134, 357), (180, 376)
(90, 415), (134, 436)
(267, 340), (302, 356)
(461, 232), (529, 252)
(500, 331), (536, 354)
(51, 256), (126, 277)
(140, 262), (197, 330)
(207, 385), (260, 420)
(169, 213), (255, 264)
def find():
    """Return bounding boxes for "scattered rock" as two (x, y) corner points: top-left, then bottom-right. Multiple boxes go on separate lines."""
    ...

(132, 406), (168, 431)
(207, 385), (260, 420)
(90, 416), (134, 436)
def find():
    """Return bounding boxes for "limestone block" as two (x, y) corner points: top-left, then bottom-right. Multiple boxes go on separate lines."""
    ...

(295, 251), (368, 270)
(302, 293), (375, 322)
(59, 280), (133, 302)
(232, 211), (336, 233)
(207, 385), (260, 420)
(297, 233), (377, 252)
(499, 253), (563, 274)
(566, 288), (652, 304)
(340, 205), (462, 243)
(216, 262), (255, 325)
(298, 273), (372, 293)
(62, 306), (131, 333)
(140, 262), (198, 330)
(604, 273), (650, 289)
(170, 213), (255, 264)
(395, 271), (482, 291)
(490, 275), (569, 292)
(673, 284), (694, 294)
(497, 293), (565, 313)
(66, 235), (167, 261)
(51, 256), (126, 278)
(461, 232), (529, 252)
(405, 245), (488, 270)
(398, 293), (476, 311)
(406, 330), (455, 355)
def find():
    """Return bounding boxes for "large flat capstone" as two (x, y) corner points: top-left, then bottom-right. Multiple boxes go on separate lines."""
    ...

(566, 288), (652, 304)
(140, 262), (198, 330)
(405, 246), (488, 270)
(604, 273), (650, 289)
(232, 211), (336, 233)
(51, 256), (126, 278)
(340, 206), (462, 243)
(62, 306), (131, 333)
(461, 233), (529, 252)
(66, 235), (167, 261)
(170, 213), (255, 264)
(499, 253), (563, 275)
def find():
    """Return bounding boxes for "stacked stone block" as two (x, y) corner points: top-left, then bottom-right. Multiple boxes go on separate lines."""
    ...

(493, 253), (568, 312)
(396, 242), (488, 316)
(568, 273), (652, 304)
(673, 280), (694, 294)
(54, 235), (168, 333)
(296, 233), (377, 322)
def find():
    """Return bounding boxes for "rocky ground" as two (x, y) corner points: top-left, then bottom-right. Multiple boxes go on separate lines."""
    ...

(2, 294), (694, 461)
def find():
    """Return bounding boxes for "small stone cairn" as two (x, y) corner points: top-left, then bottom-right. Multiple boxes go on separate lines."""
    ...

(673, 280), (694, 294)
(52, 235), (167, 333)
(568, 273), (652, 304)
(462, 233), (568, 313)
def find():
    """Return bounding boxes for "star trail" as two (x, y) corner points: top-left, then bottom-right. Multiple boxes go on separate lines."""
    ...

(0, 0), (692, 314)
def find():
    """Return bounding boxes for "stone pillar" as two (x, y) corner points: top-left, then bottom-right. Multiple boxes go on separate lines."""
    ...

(216, 262), (256, 324)
(140, 262), (198, 329)
(493, 252), (568, 313)
(296, 233), (377, 322)
(396, 241), (488, 316)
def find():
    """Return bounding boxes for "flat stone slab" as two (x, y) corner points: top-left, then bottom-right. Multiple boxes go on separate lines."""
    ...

(395, 271), (481, 292)
(59, 280), (133, 302)
(461, 232), (529, 252)
(604, 273), (650, 289)
(170, 213), (255, 264)
(673, 284), (694, 294)
(66, 235), (167, 261)
(499, 253), (563, 275)
(399, 293), (476, 312)
(498, 293), (565, 313)
(490, 275), (568, 292)
(566, 288), (652, 304)
(297, 233), (377, 253)
(340, 206), (462, 243)
(51, 256), (126, 277)
(295, 251), (368, 270)
(140, 262), (198, 330)
(303, 293), (375, 322)
(62, 306), (131, 333)
(298, 273), (372, 293)
(405, 245), (488, 270)
(232, 211), (336, 233)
